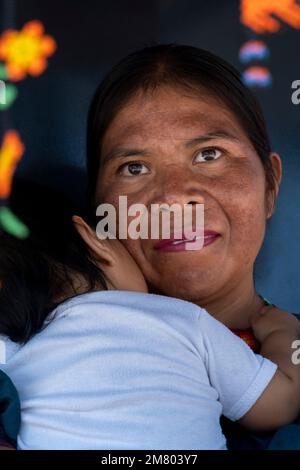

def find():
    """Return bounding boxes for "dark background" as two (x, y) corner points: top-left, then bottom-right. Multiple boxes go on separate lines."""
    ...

(0, 0), (300, 311)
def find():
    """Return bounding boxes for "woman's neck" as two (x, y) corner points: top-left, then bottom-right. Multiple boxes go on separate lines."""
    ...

(194, 276), (265, 330)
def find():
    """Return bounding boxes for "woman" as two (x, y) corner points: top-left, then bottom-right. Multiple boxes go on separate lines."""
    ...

(86, 43), (299, 449)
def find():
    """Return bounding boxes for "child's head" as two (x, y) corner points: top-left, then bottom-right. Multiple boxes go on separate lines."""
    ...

(0, 181), (147, 344)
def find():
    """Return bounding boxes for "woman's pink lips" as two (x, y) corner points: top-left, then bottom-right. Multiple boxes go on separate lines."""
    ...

(153, 230), (221, 252)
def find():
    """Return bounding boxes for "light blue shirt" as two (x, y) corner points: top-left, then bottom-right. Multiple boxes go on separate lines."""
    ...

(0, 291), (277, 450)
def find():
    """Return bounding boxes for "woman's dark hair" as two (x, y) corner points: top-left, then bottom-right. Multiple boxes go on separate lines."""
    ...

(0, 180), (107, 344)
(87, 43), (275, 210)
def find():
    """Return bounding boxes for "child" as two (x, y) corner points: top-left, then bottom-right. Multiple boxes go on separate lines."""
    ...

(0, 202), (300, 449)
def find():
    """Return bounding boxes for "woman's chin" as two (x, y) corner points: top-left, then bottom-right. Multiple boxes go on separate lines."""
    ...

(148, 269), (224, 303)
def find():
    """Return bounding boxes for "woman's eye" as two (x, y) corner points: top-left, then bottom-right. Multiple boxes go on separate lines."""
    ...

(194, 148), (222, 163)
(119, 162), (150, 176)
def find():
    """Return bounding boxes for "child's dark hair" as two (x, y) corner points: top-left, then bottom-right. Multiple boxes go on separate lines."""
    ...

(0, 179), (107, 344)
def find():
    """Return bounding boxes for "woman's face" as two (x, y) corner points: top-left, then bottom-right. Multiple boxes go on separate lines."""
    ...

(95, 85), (274, 302)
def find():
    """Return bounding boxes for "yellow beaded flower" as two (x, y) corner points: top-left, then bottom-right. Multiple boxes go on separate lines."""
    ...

(0, 20), (56, 81)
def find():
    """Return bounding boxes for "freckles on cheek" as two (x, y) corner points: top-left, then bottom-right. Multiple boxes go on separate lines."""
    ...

(96, 174), (117, 202)
(227, 188), (266, 262)
(96, 179), (120, 211)
(221, 160), (266, 212)
(218, 163), (266, 252)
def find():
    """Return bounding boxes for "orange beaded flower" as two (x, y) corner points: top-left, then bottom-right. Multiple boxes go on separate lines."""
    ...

(231, 328), (260, 352)
(0, 130), (25, 199)
(0, 20), (56, 81)
(241, 0), (300, 34)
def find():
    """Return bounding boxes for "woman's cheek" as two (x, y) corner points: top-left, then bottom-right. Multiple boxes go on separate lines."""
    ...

(222, 170), (267, 263)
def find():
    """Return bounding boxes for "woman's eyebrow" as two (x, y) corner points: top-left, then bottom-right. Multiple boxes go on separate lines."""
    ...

(184, 131), (241, 147)
(102, 131), (241, 164)
(102, 147), (150, 165)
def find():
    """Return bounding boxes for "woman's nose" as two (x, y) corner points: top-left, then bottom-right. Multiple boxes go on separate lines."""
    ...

(150, 165), (206, 207)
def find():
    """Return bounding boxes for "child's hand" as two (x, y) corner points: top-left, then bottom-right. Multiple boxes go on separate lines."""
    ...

(242, 304), (300, 432)
(250, 305), (300, 344)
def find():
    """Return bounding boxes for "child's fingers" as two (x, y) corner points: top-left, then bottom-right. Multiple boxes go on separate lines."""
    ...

(259, 304), (276, 315)
(251, 303), (273, 323)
